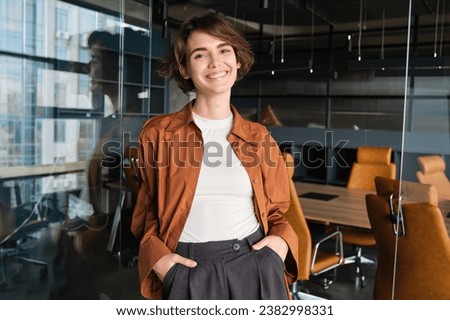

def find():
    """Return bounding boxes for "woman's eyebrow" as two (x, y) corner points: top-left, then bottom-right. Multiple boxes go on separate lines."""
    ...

(189, 42), (231, 57)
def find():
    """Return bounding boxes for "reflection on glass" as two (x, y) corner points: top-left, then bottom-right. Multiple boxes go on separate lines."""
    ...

(0, 0), (157, 299)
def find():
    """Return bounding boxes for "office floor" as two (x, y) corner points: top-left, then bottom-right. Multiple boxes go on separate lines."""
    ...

(0, 222), (375, 300)
(296, 223), (376, 300)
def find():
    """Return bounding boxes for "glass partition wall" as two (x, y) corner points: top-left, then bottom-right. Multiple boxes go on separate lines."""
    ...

(0, 0), (168, 299)
(397, 0), (450, 300)
(0, 0), (448, 301)
(232, 0), (450, 299)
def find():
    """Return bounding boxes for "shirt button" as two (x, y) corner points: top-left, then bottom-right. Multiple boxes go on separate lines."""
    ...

(253, 178), (259, 184)
(232, 243), (240, 251)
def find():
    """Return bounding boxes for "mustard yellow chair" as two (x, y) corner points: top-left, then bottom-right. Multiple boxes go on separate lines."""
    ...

(416, 155), (450, 200)
(259, 105), (283, 127)
(375, 176), (439, 206)
(338, 146), (396, 286)
(282, 153), (344, 298)
(366, 190), (450, 299)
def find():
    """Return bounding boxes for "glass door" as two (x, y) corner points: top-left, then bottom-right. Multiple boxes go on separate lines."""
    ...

(0, 0), (169, 299)
(395, 0), (450, 300)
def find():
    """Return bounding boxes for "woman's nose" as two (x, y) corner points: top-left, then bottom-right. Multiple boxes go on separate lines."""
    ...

(208, 53), (221, 68)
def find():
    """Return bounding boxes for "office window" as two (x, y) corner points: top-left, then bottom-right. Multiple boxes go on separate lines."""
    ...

(0, 0), (167, 301)
(0, 1), (23, 53)
(54, 120), (65, 143)
(56, 7), (68, 32)
(54, 83), (67, 108)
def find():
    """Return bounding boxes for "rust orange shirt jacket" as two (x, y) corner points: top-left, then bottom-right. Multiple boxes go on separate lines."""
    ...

(131, 101), (299, 299)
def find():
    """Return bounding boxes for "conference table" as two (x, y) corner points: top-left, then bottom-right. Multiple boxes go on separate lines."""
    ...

(295, 181), (450, 236)
(295, 181), (372, 229)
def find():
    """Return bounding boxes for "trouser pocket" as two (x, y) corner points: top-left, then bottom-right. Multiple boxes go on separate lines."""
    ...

(162, 263), (179, 298)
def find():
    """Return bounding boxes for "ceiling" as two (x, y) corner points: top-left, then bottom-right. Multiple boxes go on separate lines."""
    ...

(167, 0), (438, 27)
(161, 1), (450, 66)
(72, 0), (450, 72)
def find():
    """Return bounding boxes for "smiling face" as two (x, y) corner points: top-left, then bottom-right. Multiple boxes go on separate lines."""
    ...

(179, 30), (241, 98)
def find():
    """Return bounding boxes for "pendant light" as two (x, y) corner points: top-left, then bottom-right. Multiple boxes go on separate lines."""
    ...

(271, 0), (277, 75)
(380, 2), (385, 70)
(281, 0), (285, 63)
(358, 0), (363, 61)
(434, 0), (441, 58)
(162, 0), (168, 39)
(309, 0), (315, 73)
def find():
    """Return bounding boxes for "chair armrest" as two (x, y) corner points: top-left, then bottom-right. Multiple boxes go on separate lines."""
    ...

(0, 202), (39, 245)
(311, 230), (344, 275)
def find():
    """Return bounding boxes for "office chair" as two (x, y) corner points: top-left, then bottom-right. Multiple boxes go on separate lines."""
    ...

(416, 155), (450, 200)
(374, 176), (439, 206)
(282, 153), (344, 298)
(366, 191), (450, 299)
(244, 105), (284, 126)
(259, 105), (283, 127)
(0, 199), (49, 289)
(113, 146), (141, 267)
(336, 146), (396, 287)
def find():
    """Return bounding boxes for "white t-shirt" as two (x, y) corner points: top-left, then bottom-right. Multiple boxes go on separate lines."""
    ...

(179, 112), (260, 242)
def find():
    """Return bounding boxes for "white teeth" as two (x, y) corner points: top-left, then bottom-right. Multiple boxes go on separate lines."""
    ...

(207, 71), (227, 79)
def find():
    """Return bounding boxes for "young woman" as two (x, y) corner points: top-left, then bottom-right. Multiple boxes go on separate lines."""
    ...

(131, 13), (298, 300)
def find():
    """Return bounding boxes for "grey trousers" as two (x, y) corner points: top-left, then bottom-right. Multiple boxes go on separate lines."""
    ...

(162, 229), (288, 300)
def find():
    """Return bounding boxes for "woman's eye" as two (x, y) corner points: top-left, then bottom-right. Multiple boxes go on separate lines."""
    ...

(194, 53), (205, 59)
(221, 48), (231, 54)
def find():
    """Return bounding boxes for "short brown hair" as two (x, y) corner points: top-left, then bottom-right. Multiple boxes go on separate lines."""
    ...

(158, 13), (254, 93)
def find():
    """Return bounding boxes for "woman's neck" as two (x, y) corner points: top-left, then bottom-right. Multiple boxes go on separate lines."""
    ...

(192, 94), (232, 120)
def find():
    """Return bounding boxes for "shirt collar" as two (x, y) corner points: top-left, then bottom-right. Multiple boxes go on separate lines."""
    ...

(165, 100), (257, 145)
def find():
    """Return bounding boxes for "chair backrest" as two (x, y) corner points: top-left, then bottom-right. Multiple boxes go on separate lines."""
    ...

(416, 155), (450, 200)
(259, 105), (283, 127)
(282, 152), (312, 281)
(366, 193), (450, 299)
(374, 176), (439, 206)
(347, 146), (396, 190)
(123, 146), (141, 196)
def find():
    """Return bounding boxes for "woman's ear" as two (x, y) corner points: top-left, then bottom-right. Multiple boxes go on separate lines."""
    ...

(179, 65), (190, 79)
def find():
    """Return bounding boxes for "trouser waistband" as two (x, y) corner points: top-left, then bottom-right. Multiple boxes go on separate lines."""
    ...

(175, 228), (264, 259)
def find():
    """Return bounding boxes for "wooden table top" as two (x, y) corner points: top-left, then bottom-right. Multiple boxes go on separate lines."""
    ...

(295, 181), (373, 229)
(296, 181), (450, 236)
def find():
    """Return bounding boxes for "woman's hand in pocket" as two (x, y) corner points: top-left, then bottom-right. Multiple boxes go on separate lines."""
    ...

(153, 253), (197, 282)
(252, 235), (288, 261)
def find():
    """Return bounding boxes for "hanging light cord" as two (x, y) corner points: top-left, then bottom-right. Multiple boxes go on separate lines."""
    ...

(272, 0), (277, 64)
(381, 5), (385, 61)
(434, 0), (441, 57)
(439, 0), (446, 57)
(358, 0), (363, 60)
(281, 0), (285, 63)
(310, 0), (315, 72)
